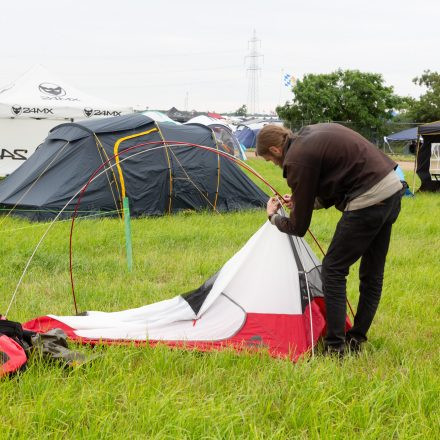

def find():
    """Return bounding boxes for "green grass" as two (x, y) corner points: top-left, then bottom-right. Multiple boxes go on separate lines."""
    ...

(0, 159), (439, 439)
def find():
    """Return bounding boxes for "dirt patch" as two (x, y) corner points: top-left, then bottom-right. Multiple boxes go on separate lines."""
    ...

(397, 161), (415, 171)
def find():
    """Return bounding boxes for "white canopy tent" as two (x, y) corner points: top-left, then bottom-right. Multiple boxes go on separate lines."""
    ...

(0, 65), (133, 175)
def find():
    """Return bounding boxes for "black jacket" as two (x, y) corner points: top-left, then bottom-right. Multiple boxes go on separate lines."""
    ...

(274, 123), (396, 236)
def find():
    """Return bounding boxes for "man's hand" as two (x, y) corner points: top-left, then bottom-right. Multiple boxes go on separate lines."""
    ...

(267, 197), (281, 216)
(283, 194), (294, 209)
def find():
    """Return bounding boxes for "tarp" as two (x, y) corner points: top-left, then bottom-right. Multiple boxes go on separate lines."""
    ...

(385, 127), (418, 142)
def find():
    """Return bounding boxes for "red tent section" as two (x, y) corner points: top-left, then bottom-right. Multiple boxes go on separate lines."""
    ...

(207, 112), (223, 119)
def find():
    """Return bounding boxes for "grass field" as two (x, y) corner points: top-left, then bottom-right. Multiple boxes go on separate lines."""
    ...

(0, 159), (439, 439)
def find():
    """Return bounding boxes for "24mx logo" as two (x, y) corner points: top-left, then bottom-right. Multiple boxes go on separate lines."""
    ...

(0, 149), (28, 160)
(83, 108), (121, 118)
(11, 105), (54, 116)
(38, 83), (66, 97)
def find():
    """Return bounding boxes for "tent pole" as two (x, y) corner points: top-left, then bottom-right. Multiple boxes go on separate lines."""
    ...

(123, 197), (133, 272)
(412, 135), (421, 194)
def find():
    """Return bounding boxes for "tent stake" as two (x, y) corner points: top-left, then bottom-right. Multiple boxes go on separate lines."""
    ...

(123, 197), (133, 272)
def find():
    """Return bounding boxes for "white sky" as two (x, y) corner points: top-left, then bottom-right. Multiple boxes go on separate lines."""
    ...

(1, 0), (439, 113)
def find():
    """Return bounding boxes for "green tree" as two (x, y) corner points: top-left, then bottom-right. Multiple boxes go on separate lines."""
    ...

(408, 70), (440, 123)
(235, 104), (247, 116)
(276, 69), (404, 141)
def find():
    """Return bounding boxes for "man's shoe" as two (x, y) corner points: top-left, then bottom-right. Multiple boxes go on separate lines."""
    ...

(345, 336), (363, 354)
(322, 343), (345, 358)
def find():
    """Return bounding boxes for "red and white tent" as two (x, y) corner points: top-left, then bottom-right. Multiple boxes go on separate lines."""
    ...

(25, 220), (335, 361)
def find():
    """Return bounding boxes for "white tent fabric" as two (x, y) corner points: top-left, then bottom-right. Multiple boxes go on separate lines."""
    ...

(0, 65), (133, 175)
(186, 115), (233, 131)
(142, 110), (180, 124)
(0, 65), (133, 120)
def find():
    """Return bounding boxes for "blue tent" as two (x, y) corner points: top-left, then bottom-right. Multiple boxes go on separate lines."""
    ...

(385, 127), (417, 142)
(235, 126), (260, 149)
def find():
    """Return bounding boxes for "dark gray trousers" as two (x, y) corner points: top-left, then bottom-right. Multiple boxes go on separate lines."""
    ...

(321, 190), (402, 349)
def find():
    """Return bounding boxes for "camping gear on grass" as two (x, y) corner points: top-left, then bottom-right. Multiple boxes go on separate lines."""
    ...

(1, 317), (95, 377)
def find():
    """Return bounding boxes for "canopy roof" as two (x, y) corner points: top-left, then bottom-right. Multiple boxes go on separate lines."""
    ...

(418, 120), (440, 136)
(0, 65), (132, 120)
(385, 127), (418, 142)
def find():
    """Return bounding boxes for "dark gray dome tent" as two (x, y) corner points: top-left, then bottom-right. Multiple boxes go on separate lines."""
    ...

(0, 114), (268, 220)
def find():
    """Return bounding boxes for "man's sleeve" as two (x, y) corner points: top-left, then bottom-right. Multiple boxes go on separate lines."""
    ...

(273, 162), (320, 237)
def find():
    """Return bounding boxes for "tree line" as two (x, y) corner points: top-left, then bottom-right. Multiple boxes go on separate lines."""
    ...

(239, 69), (439, 143)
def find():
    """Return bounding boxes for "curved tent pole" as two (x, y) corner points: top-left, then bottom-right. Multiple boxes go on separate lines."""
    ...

(7, 141), (339, 321)
(67, 141), (352, 320)
(68, 141), (284, 314)
(113, 128), (159, 210)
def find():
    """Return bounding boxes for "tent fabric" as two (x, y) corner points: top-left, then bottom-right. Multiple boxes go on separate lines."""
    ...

(142, 111), (180, 125)
(416, 121), (440, 191)
(0, 114), (268, 220)
(0, 65), (133, 176)
(185, 118), (246, 160)
(418, 120), (440, 136)
(207, 112), (223, 119)
(24, 220), (337, 361)
(385, 127), (418, 142)
(236, 126), (260, 149)
(186, 115), (231, 129)
(0, 65), (132, 120)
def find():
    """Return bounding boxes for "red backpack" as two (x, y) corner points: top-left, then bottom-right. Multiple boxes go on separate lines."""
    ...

(0, 318), (29, 377)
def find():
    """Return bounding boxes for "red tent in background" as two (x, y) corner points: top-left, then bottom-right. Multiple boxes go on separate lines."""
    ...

(207, 112), (223, 119)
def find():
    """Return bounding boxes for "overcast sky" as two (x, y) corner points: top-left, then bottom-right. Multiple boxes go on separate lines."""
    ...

(1, 0), (439, 113)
